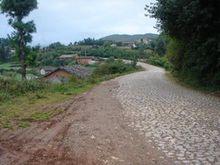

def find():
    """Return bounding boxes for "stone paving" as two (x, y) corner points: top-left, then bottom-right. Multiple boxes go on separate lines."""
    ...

(114, 63), (220, 165)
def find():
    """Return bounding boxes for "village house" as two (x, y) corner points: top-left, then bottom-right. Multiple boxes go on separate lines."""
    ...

(75, 56), (96, 65)
(110, 44), (117, 47)
(42, 66), (92, 83)
(40, 66), (56, 75)
(57, 54), (97, 65)
(58, 54), (78, 61)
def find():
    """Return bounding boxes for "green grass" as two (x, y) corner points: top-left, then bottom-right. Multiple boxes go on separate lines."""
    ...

(0, 77), (103, 129)
(27, 110), (64, 122)
(0, 62), (20, 70)
(18, 121), (30, 128)
(0, 83), (95, 129)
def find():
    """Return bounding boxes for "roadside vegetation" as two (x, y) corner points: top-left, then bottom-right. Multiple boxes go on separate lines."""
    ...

(0, 59), (141, 129)
(146, 0), (220, 92)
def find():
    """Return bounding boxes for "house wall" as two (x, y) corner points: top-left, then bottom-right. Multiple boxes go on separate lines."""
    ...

(76, 58), (92, 65)
(40, 69), (46, 75)
(43, 70), (73, 83)
(59, 57), (75, 61)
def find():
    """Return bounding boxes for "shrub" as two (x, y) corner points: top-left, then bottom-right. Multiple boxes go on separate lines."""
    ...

(0, 78), (47, 101)
(94, 59), (134, 76)
(148, 54), (171, 70)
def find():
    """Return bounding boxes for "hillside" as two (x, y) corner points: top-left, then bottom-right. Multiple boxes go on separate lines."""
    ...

(101, 33), (159, 43)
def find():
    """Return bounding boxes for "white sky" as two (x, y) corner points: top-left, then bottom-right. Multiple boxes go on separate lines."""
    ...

(0, 0), (158, 45)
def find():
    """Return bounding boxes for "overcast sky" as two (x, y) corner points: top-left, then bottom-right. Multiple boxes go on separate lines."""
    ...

(0, 0), (158, 45)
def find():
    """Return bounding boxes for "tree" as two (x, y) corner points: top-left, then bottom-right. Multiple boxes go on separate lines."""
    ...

(78, 38), (105, 46)
(152, 34), (170, 56)
(0, 38), (11, 61)
(48, 42), (65, 50)
(1, 0), (38, 79)
(146, 0), (220, 85)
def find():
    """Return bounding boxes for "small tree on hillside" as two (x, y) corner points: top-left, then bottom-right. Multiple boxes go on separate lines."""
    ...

(0, 0), (38, 79)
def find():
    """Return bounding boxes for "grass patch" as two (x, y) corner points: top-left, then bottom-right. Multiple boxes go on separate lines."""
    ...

(0, 92), (70, 129)
(0, 82), (96, 129)
(2, 120), (13, 129)
(18, 121), (30, 128)
(27, 110), (64, 122)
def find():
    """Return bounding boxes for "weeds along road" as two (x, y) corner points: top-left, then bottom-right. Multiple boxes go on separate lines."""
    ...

(0, 63), (220, 165)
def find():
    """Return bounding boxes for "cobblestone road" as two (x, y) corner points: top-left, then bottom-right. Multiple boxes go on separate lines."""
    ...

(115, 63), (220, 165)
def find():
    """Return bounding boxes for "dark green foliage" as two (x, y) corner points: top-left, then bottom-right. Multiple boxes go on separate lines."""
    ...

(26, 47), (38, 66)
(77, 38), (105, 46)
(0, 38), (11, 61)
(86, 45), (138, 60)
(0, 0), (37, 18)
(148, 54), (171, 70)
(147, 0), (220, 86)
(48, 42), (65, 49)
(35, 43), (77, 67)
(94, 59), (135, 76)
(149, 34), (170, 56)
(101, 33), (158, 43)
(36, 51), (62, 67)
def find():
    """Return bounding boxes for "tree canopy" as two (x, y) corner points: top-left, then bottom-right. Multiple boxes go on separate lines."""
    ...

(1, 0), (37, 18)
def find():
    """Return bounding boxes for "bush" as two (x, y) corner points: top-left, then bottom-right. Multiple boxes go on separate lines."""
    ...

(0, 78), (47, 101)
(94, 59), (134, 76)
(148, 54), (171, 70)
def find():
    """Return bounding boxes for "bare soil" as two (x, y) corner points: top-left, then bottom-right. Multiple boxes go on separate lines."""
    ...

(0, 80), (171, 165)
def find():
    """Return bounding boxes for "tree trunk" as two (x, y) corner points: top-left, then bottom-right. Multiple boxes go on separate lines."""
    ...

(19, 31), (26, 80)
(20, 53), (27, 80)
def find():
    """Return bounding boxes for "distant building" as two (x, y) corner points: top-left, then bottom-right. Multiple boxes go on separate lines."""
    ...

(138, 38), (149, 44)
(40, 66), (56, 75)
(111, 44), (117, 47)
(10, 49), (16, 54)
(119, 42), (137, 49)
(131, 43), (137, 49)
(58, 54), (78, 61)
(75, 56), (96, 65)
(42, 66), (92, 83)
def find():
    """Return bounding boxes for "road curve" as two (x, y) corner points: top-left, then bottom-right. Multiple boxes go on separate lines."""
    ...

(115, 63), (220, 164)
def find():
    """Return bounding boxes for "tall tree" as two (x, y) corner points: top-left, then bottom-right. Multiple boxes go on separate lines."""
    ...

(0, 0), (38, 79)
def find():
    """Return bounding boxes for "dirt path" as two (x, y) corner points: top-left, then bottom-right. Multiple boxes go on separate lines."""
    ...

(0, 78), (171, 164)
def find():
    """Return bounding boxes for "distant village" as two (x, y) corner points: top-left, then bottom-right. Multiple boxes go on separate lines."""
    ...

(41, 54), (98, 83)
(0, 34), (159, 83)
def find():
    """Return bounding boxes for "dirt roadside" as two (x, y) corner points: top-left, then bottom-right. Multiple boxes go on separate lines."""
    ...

(0, 79), (172, 165)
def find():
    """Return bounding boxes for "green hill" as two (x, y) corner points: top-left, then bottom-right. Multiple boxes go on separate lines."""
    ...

(101, 33), (159, 43)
